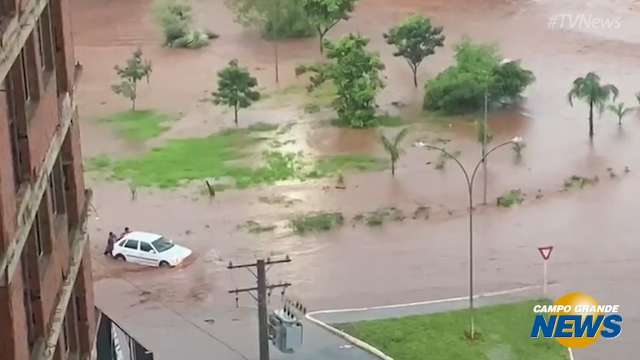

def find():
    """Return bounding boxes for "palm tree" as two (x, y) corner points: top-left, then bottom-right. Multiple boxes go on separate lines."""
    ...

(567, 72), (619, 138)
(380, 128), (409, 177)
(607, 102), (632, 126)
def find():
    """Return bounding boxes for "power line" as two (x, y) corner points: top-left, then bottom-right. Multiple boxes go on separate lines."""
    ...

(228, 256), (292, 360)
(110, 271), (249, 360)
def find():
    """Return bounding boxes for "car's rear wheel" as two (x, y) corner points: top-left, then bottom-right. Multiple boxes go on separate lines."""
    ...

(115, 254), (126, 262)
(159, 261), (171, 268)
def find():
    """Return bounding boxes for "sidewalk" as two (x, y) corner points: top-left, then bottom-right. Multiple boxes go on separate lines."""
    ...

(95, 277), (377, 360)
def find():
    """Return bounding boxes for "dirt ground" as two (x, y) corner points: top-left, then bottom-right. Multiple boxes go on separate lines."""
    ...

(72, 0), (640, 359)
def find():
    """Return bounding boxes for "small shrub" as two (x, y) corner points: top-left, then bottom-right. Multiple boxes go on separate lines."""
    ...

(86, 155), (112, 171)
(353, 207), (405, 227)
(497, 189), (524, 207)
(153, 0), (215, 49)
(290, 212), (344, 234)
(563, 175), (599, 190)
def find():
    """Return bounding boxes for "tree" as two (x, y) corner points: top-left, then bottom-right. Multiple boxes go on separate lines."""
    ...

(423, 39), (534, 114)
(379, 128), (408, 177)
(302, 0), (357, 54)
(296, 34), (385, 128)
(608, 102), (632, 126)
(111, 48), (152, 111)
(226, 0), (314, 39)
(636, 92), (640, 105)
(568, 72), (619, 138)
(383, 15), (445, 87)
(212, 60), (260, 126)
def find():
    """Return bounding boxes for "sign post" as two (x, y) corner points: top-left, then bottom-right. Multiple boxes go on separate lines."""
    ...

(538, 246), (554, 296)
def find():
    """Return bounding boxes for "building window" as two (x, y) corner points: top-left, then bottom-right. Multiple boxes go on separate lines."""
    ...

(20, 52), (31, 103)
(0, 0), (15, 18)
(49, 156), (67, 215)
(4, 75), (30, 190)
(62, 316), (70, 352)
(21, 255), (37, 348)
(36, 5), (55, 75)
(32, 196), (52, 258)
(33, 214), (44, 257)
(20, 33), (41, 108)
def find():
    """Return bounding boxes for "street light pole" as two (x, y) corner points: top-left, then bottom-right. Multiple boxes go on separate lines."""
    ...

(482, 86), (488, 205)
(425, 137), (522, 340)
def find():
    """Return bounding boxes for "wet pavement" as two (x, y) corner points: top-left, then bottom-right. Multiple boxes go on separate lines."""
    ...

(72, 0), (640, 359)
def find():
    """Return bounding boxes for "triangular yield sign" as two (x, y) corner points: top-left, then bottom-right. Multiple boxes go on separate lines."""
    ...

(538, 246), (553, 260)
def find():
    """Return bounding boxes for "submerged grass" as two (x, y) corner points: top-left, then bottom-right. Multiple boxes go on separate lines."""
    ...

(311, 155), (388, 178)
(89, 129), (388, 189)
(290, 212), (344, 234)
(353, 207), (406, 227)
(497, 189), (525, 207)
(337, 300), (568, 360)
(99, 110), (174, 141)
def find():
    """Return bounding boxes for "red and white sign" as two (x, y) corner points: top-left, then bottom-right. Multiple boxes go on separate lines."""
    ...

(538, 246), (554, 260)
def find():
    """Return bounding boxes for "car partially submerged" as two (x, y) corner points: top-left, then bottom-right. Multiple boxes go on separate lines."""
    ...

(111, 231), (192, 268)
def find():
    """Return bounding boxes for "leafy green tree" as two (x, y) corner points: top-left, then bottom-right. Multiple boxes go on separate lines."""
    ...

(568, 72), (619, 138)
(383, 15), (445, 87)
(423, 39), (534, 114)
(608, 102), (632, 126)
(379, 128), (408, 177)
(226, 0), (314, 39)
(297, 34), (385, 128)
(635, 92), (640, 105)
(112, 48), (152, 111)
(212, 60), (260, 126)
(302, 0), (358, 54)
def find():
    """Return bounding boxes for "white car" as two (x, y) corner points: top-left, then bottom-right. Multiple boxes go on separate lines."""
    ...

(111, 231), (192, 268)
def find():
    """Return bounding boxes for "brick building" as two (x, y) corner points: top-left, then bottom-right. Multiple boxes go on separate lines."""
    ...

(0, 1), (96, 360)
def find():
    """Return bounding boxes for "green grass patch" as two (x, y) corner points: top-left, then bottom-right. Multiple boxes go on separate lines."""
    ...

(497, 189), (525, 207)
(337, 300), (568, 360)
(91, 129), (388, 189)
(330, 115), (407, 128)
(99, 110), (174, 141)
(290, 211), (344, 234)
(85, 155), (113, 171)
(311, 155), (388, 178)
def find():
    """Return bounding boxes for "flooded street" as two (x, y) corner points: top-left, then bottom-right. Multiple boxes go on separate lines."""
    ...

(72, 0), (640, 358)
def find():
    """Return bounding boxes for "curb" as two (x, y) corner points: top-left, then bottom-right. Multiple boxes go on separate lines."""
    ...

(306, 285), (575, 360)
(305, 311), (394, 360)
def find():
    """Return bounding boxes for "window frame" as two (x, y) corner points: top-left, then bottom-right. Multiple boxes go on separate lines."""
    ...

(124, 239), (139, 250)
(35, 5), (55, 82)
(140, 242), (154, 253)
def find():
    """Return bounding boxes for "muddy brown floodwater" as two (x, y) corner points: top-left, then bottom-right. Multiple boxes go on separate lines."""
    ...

(73, 0), (640, 359)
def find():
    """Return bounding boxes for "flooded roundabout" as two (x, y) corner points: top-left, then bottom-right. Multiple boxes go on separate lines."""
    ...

(72, 0), (640, 358)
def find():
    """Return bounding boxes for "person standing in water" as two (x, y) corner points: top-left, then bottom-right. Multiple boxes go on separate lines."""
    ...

(104, 232), (117, 256)
(119, 227), (131, 239)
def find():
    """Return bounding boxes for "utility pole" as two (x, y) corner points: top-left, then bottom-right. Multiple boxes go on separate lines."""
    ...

(228, 256), (292, 360)
(482, 83), (488, 205)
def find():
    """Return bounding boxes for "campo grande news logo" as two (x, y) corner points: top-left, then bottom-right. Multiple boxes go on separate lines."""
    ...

(530, 292), (623, 348)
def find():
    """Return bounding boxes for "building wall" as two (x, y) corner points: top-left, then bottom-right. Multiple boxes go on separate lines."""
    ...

(0, 1), (94, 359)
